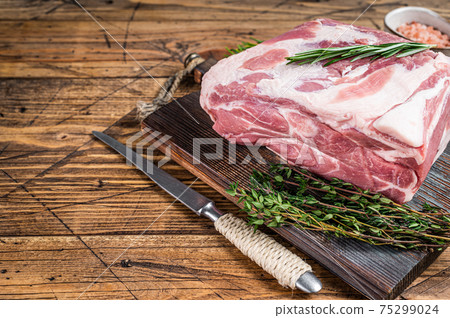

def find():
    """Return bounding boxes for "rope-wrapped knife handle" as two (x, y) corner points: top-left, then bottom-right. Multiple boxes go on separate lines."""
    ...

(214, 213), (321, 292)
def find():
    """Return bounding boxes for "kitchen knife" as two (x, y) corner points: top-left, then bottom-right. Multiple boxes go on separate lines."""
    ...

(92, 131), (322, 293)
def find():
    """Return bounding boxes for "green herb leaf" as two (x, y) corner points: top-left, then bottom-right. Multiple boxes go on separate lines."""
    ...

(225, 38), (263, 57)
(285, 42), (434, 66)
(274, 175), (284, 182)
(380, 197), (392, 204)
(230, 164), (450, 250)
(251, 219), (265, 226)
(225, 188), (236, 196)
(253, 202), (264, 209)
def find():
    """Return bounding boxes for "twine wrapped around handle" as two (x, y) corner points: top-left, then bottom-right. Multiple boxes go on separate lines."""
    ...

(137, 53), (205, 122)
(215, 213), (313, 289)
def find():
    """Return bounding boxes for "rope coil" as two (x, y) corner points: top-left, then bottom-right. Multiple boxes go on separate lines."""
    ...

(137, 54), (205, 122)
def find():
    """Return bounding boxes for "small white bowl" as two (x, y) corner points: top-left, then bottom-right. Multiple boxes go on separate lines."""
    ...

(384, 7), (450, 55)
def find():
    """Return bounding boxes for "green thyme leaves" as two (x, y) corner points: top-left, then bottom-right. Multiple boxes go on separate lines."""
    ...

(227, 165), (449, 250)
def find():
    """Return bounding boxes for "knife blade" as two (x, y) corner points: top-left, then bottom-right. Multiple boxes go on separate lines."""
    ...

(92, 130), (215, 216)
(93, 130), (322, 293)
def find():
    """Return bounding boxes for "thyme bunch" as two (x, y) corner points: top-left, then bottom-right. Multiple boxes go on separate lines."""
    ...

(226, 165), (450, 250)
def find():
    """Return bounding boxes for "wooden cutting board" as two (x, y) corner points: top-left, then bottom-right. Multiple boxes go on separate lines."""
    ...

(141, 91), (449, 300)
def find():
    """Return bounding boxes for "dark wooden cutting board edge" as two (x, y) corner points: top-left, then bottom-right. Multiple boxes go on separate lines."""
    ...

(142, 91), (448, 300)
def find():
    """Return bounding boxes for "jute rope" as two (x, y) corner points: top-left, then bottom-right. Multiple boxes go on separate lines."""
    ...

(136, 54), (205, 122)
(214, 213), (312, 289)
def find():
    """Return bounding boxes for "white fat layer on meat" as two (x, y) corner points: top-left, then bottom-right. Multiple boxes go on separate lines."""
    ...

(428, 83), (450, 162)
(373, 77), (447, 147)
(375, 134), (444, 166)
(373, 78), (449, 165)
(313, 24), (379, 44)
(255, 54), (447, 165)
(200, 22), (378, 89)
(257, 60), (439, 126)
(425, 85), (448, 151)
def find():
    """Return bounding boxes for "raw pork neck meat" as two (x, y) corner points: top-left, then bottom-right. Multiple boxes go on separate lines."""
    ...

(200, 19), (450, 203)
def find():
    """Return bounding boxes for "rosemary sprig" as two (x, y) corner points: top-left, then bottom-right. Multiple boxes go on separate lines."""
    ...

(226, 164), (450, 250)
(225, 37), (263, 57)
(285, 42), (435, 66)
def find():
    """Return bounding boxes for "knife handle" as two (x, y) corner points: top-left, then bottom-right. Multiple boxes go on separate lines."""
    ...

(214, 213), (321, 292)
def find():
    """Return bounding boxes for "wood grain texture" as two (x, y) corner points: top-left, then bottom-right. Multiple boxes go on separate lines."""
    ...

(0, 0), (448, 300)
(142, 91), (448, 300)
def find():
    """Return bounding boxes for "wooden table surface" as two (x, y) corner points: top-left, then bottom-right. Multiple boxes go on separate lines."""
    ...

(0, 0), (448, 300)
